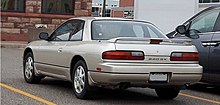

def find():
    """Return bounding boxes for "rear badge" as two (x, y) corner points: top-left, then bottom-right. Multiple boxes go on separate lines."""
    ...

(148, 58), (167, 61)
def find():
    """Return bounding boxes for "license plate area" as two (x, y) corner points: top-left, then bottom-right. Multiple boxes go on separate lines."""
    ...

(149, 73), (169, 82)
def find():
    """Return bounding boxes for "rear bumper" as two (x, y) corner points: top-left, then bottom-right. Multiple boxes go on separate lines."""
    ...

(88, 63), (202, 87)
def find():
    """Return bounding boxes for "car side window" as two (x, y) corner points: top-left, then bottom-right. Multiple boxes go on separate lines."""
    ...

(189, 10), (220, 35)
(50, 20), (84, 41)
(69, 20), (85, 41)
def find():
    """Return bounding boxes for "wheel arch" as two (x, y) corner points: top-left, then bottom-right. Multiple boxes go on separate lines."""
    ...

(23, 47), (33, 60)
(70, 55), (87, 80)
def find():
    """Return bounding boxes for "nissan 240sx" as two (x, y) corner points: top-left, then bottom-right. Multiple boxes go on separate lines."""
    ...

(23, 17), (202, 99)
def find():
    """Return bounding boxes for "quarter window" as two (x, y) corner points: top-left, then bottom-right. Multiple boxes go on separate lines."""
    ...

(42, 0), (74, 15)
(69, 21), (84, 41)
(189, 10), (219, 34)
(1, 0), (25, 12)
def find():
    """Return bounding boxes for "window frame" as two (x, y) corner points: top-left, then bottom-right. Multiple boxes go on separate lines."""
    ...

(41, 0), (75, 15)
(212, 9), (220, 32)
(187, 8), (220, 34)
(1, 0), (26, 13)
(49, 19), (85, 41)
(199, 0), (220, 3)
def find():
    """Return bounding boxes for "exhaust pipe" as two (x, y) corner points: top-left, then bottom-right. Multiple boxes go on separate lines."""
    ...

(181, 83), (190, 90)
(119, 82), (130, 89)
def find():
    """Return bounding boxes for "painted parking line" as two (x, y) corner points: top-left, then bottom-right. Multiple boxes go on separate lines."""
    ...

(180, 93), (220, 105)
(0, 83), (57, 105)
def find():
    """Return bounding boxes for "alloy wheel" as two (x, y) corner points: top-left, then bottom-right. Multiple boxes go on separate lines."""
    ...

(74, 66), (85, 94)
(25, 57), (33, 79)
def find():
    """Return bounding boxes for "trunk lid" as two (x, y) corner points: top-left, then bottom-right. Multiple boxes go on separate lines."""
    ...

(107, 37), (197, 64)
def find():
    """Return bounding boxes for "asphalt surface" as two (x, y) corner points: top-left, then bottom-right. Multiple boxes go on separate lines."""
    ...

(1, 48), (220, 105)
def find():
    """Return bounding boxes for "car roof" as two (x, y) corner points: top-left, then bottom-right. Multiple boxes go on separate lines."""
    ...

(183, 5), (220, 24)
(66, 17), (156, 26)
(207, 5), (220, 9)
(68, 17), (133, 21)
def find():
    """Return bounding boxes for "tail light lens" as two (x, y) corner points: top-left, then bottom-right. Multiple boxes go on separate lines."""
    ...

(102, 51), (144, 60)
(170, 52), (199, 61)
(150, 39), (163, 44)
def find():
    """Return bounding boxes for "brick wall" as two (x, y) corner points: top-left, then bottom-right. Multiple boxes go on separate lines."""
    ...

(120, 0), (134, 7)
(1, 0), (92, 41)
(112, 11), (124, 17)
(112, 0), (134, 19)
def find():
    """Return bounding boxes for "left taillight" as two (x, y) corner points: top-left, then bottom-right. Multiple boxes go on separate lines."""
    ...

(170, 52), (199, 61)
(102, 51), (144, 60)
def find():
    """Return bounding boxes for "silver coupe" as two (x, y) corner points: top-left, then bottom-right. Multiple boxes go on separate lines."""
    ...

(23, 17), (202, 99)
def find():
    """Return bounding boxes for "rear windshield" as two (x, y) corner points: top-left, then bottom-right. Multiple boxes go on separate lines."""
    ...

(92, 20), (166, 40)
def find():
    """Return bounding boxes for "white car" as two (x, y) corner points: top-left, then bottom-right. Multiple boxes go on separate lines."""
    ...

(23, 17), (202, 99)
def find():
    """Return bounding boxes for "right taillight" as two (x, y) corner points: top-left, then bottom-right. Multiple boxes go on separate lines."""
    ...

(170, 52), (199, 61)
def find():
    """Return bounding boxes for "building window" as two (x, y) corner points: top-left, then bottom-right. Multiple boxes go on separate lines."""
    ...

(105, 9), (111, 17)
(92, 7), (100, 16)
(1, 0), (25, 12)
(92, 7), (111, 17)
(42, 0), (74, 15)
(199, 0), (220, 3)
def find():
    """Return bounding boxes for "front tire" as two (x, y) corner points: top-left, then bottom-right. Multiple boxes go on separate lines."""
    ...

(155, 88), (180, 99)
(72, 60), (92, 99)
(23, 52), (43, 83)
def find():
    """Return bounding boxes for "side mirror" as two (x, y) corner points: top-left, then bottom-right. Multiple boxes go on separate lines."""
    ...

(176, 25), (187, 34)
(175, 25), (199, 39)
(39, 32), (49, 40)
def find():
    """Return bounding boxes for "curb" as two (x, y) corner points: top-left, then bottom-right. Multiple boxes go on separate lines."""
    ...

(1, 42), (27, 48)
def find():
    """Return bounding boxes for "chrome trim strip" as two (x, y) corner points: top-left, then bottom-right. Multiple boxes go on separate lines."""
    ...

(35, 61), (70, 68)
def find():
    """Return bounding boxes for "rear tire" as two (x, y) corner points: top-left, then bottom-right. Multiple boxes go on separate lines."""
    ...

(72, 60), (92, 99)
(155, 88), (180, 99)
(23, 52), (43, 84)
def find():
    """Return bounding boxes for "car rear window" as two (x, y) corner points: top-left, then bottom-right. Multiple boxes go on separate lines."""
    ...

(91, 20), (166, 40)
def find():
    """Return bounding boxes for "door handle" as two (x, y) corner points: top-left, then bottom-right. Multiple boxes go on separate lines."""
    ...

(58, 48), (63, 53)
(202, 42), (219, 47)
(210, 42), (219, 46)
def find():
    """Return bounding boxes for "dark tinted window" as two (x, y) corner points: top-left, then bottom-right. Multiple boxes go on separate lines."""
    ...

(92, 20), (166, 40)
(199, 0), (220, 3)
(42, 0), (73, 15)
(1, 0), (25, 12)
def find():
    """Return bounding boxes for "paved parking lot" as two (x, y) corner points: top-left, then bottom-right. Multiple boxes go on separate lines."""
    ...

(1, 48), (220, 105)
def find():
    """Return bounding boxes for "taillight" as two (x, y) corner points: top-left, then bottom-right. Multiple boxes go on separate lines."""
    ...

(170, 52), (199, 61)
(150, 39), (163, 44)
(102, 51), (144, 60)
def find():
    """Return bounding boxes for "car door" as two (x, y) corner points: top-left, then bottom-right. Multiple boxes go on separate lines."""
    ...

(208, 12), (220, 83)
(35, 19), (83, 79)
(182, 8), (220, 81)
